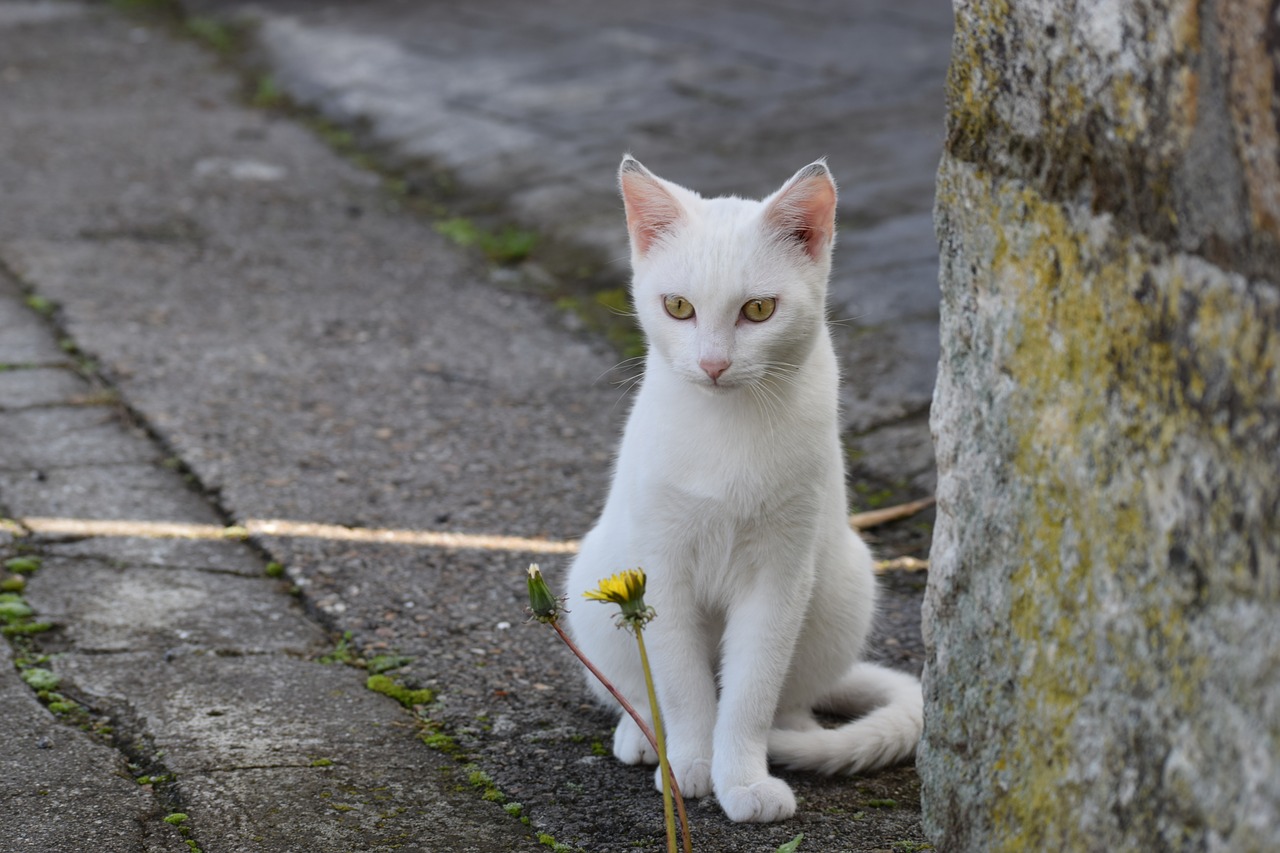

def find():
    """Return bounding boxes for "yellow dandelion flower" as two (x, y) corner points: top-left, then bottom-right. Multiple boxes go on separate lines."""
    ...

(583, 569), (645, 604)
(584, 568), (654, 627)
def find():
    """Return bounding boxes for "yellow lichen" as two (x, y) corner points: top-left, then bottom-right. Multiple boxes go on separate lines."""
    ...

(945, 162), (1271, 848)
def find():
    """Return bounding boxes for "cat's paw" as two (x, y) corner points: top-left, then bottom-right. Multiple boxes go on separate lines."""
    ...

(612, 716), (658, 765)
(717, 776), (797, 823)
(654, 757), (712, 799)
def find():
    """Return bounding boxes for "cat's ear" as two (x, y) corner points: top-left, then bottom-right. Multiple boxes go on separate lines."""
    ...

(619, 156), (686, 257)
(763, 161), (837, 262)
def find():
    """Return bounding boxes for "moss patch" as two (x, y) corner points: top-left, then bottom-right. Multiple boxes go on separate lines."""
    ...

(435, 217), (537, 265)
(365, 674), (434, 709)
(4, 556), (41, 575)
(20, 666), (59, 691)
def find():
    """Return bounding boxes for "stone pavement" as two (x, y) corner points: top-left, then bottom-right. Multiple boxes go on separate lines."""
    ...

(0, 2), (948, 851)
(183, 0), (951, 498)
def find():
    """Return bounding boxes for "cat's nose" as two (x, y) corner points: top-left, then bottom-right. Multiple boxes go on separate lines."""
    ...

(700, 357), (731, 381)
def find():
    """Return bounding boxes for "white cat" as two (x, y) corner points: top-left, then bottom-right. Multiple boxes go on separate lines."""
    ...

(563, 157), (923, 823)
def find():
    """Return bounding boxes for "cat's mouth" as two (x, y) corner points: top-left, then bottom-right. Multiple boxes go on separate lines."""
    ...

(696, 374), (740, 393)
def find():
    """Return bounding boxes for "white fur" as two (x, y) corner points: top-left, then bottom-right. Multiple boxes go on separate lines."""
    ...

(563, 157), (922, 824)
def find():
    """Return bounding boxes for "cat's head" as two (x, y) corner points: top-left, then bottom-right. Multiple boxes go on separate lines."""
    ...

(618, 156), (837, 392)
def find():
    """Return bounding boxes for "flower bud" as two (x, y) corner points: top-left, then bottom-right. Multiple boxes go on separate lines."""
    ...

(526, 564), (561, 623)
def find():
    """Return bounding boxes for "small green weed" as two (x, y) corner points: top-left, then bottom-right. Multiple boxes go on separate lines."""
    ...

(853, 482), (896, 509)
(136, 774), (173, 785)
(318, 631), (358, 665)
(435, 217), (536, 265)
(2, 621), (52, 637)
(537, 833), (574, 853)
(466, 767), (505, 803)
(184, 17), (239, 55)
(366, 654), (413, 675)
(365, 674), (434, 709)
(24, 295), (55, 316)
(4, 556), (40, 575)
(0, 598), (33, 621)
(3, 594), (52, 637)
(251, 75), (287, 109)
(20, 667), (59, 691)
(420, 728), (461, 756)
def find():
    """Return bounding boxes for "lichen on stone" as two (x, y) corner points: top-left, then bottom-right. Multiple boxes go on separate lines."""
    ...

(923, 152), (1279, 851)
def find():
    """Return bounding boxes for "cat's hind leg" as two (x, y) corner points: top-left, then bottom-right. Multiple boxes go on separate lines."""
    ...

(609, 709), (657, 764)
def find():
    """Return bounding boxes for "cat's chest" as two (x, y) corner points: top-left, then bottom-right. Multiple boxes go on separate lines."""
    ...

(622, 395), (828, 515)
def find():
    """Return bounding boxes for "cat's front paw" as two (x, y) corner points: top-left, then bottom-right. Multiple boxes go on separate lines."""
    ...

(654, 756), (712, 799)
(717, 776), (797, 823)
(612, 716), (658, 765)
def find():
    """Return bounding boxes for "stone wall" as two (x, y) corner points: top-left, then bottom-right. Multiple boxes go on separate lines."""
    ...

(921, 1), (1280, 850)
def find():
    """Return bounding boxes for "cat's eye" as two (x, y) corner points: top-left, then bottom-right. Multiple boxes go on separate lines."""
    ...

(664, 295), (695, 320)
(741, 297), (776, 322)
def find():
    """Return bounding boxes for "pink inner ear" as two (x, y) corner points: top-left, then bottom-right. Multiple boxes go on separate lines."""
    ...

(765, 168), (837, 261)
(620, 171), (684, 256)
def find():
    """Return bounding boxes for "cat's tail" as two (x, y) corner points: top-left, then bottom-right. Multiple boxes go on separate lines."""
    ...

(767, 662), (923, 776)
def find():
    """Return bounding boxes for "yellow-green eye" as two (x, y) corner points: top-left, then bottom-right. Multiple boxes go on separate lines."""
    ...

(742, 297), (776, 322)
(664, 295), (695, 320)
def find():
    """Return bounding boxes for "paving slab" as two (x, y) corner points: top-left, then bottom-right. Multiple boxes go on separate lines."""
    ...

(0, 463), (226, 524)
(23, 556), (326, 653)
(0, 366), (94, 409)
(53, 652), (544, 853)
(40, 535), (272, 578)
(0, 282), (69, 366)
(0, 640), (178, 853)
(0, 407), (162, 471)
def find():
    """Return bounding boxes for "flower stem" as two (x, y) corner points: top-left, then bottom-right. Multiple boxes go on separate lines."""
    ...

(550, 621), (691, 852)
(635, 627), (677, 853)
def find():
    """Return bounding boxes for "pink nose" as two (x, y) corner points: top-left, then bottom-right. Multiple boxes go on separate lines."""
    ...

(700, 358), (731, 381)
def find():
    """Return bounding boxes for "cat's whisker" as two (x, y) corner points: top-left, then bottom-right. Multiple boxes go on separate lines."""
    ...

(596, 355), (647, 386)
(749, 388), (778, 435)
(608, 369), (647, 415)
(759, 361), (804, 391)
(616, 372), (646, 392)
(826, 312), (867, 329)
(609, 365), (646, 388)
(747, 374), (788, 435)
